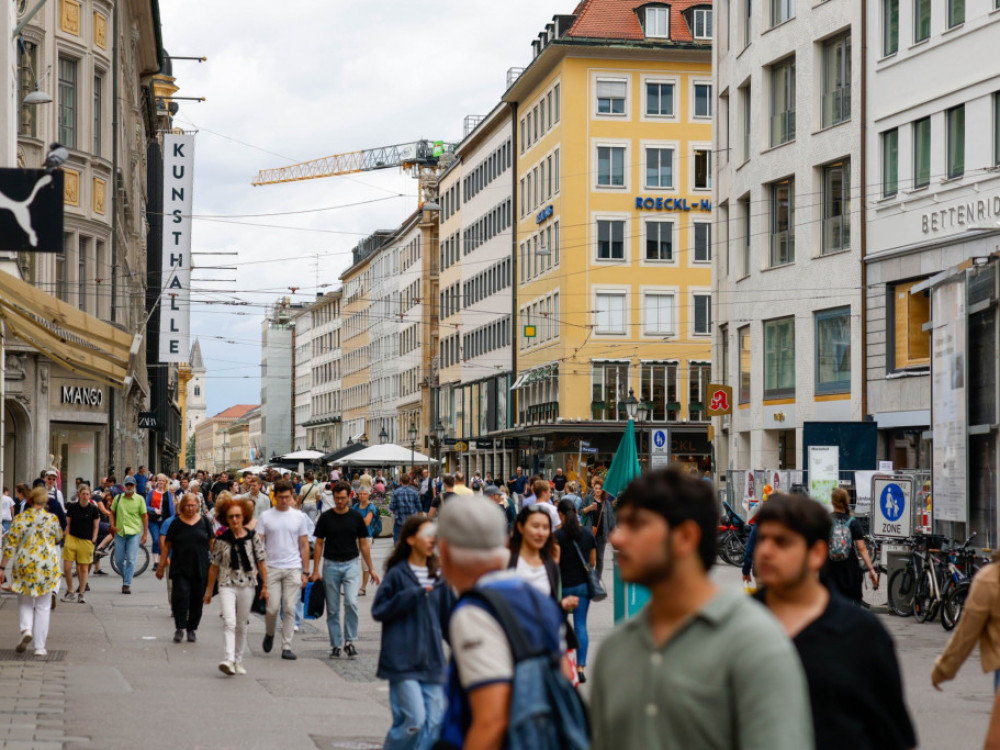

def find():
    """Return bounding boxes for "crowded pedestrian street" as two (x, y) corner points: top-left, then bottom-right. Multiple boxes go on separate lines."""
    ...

(0, 535), (988, 749)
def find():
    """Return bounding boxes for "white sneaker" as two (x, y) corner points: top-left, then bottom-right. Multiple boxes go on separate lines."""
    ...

(234, 663), (247, 675)
(218, 660), (236, 676)
(61, 591), (77, 602)
(33, 649), (46, 657)
(16, 630), (32, 653)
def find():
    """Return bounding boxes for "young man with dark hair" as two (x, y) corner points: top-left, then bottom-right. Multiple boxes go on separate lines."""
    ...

(591, 468), (812, 750)
(389, 472), (422, 542)
(311, 480), (379, 659)
(753, 493), (916, 750)
(258, 479), (311, 660)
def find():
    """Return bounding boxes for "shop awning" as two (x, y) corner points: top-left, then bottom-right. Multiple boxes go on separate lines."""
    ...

(510, 363), (557, 391)
(0, 269), (138, 388)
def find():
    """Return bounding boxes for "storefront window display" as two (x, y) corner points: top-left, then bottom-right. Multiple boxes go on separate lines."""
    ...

(50, 424), (102, 487)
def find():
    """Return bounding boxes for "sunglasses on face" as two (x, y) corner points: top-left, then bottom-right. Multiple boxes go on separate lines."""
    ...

(227, 514), (242, 520)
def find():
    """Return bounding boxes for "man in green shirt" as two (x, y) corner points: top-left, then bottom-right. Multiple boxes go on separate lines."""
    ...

(590, 468), (814, 750)
(109, 475), (148, 595)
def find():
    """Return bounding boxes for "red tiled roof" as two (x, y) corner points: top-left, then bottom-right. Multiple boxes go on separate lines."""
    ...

(567, 0), (712, 44)
(212, 404), (258, 420)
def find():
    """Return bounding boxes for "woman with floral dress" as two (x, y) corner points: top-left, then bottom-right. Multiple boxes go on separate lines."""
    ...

(0, 487), (63, 656)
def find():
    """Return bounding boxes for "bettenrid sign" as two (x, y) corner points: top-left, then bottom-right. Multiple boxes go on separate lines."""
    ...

(159, 134), (194, 363)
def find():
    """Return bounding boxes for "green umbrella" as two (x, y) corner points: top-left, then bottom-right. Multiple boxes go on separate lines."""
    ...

(603, 419), (641, 498)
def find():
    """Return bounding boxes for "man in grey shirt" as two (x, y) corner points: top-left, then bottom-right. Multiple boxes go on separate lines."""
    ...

(591, 467), (813, 750)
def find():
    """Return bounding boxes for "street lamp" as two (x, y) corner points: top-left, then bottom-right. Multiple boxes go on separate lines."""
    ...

(379, 426), (389, 444)
(408, 422), (418, 472)
(624, 388), (639, 420)
(435, 421), (446, 477)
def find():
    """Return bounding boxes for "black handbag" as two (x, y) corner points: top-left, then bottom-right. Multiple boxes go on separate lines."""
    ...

(305, 578), (326, 619)
(572, 538), (608, 602)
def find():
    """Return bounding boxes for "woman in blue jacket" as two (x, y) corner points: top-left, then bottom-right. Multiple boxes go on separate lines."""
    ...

(372, 513), (453, 750)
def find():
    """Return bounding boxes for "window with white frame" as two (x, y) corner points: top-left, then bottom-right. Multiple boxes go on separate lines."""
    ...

(643, 6), (669, 37)
(771, 58), (795, 146)
(643, 293), (674, 335)
(595, 292), (627, 334)
(693, 295), (712, 335)
(645, 219), (673, 261)
(597, 145), (626, 187)
(597, 219), (625, 260)
(592, 361), (630, 420)
(688, 362), (712, 420)
(694, 149), (711, 189)
(882, 128), (898, 197)
(771, 0), (794, 26)
(770, 178), (794, 267)
(815, 307), (851, 394)
(596, 79), (627, 115)
(823, 161), (850, 253)
(694, 222), (712, 262)
(694, 83), (712, 118)
(693, 8), (713, 39)
(646, 81), (675, 117)
(645, 147), (673, 188)
(822, 34), (851, 128)
(640, 361), (679, 422)
(764, 316), (795, 398)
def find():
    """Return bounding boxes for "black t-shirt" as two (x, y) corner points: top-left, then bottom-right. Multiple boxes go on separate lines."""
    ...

(552, 475), (568, 491)
(554, 527), (597, 588)
(66, 502), (100, 540)
(753, 590), (916, 750)
(165, 517), (212, 579)
(209, 481), (228, 501)
(314, 509), (368, 562)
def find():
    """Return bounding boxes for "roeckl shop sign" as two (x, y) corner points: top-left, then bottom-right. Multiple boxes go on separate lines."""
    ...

(60, 385), (103, 407)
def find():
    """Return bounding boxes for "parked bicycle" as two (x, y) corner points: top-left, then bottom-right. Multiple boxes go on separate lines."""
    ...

(888, 533), (947, 617)
(861, 535), (888, 610)
(717, 501), (751, 567)
(912, 533), (977, 625)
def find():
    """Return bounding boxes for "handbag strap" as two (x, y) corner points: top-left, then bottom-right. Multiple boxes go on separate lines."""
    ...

(570, 537), (593, 571)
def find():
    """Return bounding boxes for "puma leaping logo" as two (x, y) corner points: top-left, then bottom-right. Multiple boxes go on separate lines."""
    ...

(0, 174), (52, 247)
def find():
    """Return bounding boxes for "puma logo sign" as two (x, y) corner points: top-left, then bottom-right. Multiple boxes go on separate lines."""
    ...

(0, 174), (53, 247)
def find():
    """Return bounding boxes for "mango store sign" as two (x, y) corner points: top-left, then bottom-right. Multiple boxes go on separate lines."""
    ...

(635, 196), (711, 212)
(159, 133), (194, 363)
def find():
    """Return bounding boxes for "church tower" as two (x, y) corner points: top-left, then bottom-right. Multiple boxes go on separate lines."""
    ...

(186, 339), (207, 439)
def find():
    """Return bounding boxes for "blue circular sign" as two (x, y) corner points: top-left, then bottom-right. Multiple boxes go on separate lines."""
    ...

(880, 484), (906, 522)
(653, 430), (666, 448)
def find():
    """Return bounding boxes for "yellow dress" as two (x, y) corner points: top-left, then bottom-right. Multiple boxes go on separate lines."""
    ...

(3, 507), (62, 597)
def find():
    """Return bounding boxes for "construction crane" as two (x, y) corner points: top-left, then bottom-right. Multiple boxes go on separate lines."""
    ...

(252, 139), (454, 204)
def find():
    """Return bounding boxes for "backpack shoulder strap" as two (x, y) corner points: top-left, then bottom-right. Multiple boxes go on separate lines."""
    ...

(464, 587), (539, 663)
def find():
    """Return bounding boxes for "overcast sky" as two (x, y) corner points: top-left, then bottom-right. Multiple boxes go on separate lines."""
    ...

(158, 0), (558, 416)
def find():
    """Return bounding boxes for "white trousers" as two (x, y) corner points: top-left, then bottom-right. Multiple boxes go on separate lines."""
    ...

(19, 594), (51, 650)
(219, 585), (255, 664)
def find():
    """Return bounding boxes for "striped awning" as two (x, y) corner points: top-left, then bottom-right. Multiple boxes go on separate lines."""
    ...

(0, 269), (138, 388)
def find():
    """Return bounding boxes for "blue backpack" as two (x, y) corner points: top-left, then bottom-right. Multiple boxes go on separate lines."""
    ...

(353, 503), (382, 538)
(463, 587), (590, 750)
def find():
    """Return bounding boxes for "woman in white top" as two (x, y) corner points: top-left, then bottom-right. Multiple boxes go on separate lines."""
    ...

(507, 505), (579, 615)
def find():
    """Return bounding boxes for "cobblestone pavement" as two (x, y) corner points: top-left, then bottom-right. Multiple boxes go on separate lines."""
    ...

(0, 543), (993, 748)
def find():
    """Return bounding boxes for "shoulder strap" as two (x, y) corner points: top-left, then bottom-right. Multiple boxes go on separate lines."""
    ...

(570, 537), (591, 570)
(465, 587), (544, 663)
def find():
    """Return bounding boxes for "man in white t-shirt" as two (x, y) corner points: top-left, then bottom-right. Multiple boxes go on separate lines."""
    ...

(257, 479), (311, 660)
(530, 479), (561, 531)
(1, 487), (13, 533)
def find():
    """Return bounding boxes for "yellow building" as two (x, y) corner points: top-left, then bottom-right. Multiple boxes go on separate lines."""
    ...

(503, 1), (715, 474)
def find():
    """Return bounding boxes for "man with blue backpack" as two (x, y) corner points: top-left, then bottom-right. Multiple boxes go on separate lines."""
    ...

(436, 494), (588, 750)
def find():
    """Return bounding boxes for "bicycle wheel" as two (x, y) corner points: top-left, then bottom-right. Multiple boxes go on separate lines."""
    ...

(862, 566), (888, 610)
(888, 568), (916, 617)
(721, 534), (745, 567)
(913, 568), (938, 623)
(132, 544), (151, 577)
(942, 582), (970, 631)
(108, 541), (120, 575)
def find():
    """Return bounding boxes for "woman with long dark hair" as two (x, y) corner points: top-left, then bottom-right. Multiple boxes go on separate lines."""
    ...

(509, 504), (579, 614)
(555, 499), (597, 682)
(372, 514), (451, 750)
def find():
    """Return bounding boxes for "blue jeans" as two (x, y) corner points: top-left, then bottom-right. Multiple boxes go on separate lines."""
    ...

(563, 583), (591, 667)
(323, 558), (360, 647)
(115, 533), (141, 586)
(385, 680), (445, 750)
(148, 520), (162, 554)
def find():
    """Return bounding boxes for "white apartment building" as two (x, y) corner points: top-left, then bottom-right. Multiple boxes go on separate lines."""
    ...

(305, 290), (343, 453)
(865, 1), (1000, 494)
(714, 0), (863, 474)
(292, 303), (312, 451)
(437, 106), (516, 477)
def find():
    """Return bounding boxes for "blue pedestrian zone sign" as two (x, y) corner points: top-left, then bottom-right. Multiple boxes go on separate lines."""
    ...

(872, 478), (913, 538)
(653, 430), (667, 449)
(881, 484), (905, 522)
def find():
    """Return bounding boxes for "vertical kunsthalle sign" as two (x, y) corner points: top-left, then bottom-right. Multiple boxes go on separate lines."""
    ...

(159, 133), (194, 362)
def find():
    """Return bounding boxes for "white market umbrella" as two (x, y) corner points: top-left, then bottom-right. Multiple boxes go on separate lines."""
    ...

(279, 449), (325, 461)
(334, 443), (438, 467)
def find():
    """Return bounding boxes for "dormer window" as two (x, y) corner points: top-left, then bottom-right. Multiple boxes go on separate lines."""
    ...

(693, 8), (713, 39)
(643, 6), (670, 38)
